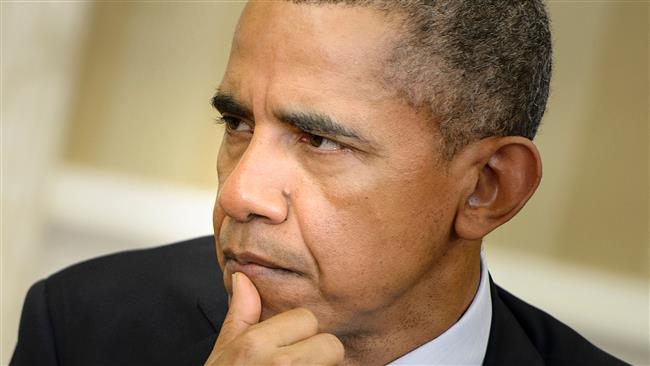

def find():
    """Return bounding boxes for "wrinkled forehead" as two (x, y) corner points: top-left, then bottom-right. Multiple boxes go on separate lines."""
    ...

(226, 1), (398, 91)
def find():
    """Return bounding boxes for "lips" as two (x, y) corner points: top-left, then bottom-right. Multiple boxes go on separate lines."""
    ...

(227, 251), (282, 268)
(223, 250), (301, 277)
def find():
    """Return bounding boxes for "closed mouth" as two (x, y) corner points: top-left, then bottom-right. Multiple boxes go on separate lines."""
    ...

(224, 250), (302, 277)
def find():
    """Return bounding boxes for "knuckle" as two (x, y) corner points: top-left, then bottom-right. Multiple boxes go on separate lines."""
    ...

(234, 331), (263, 354)
(320, 333), (345, 358)
(294, 307), (318, 331)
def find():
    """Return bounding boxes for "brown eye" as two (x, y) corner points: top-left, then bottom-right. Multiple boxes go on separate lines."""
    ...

(222, 116), (239, 130)
(221, 116), (252, 132)
(309, 135), (324, 147)
(305, 134), (343, 151)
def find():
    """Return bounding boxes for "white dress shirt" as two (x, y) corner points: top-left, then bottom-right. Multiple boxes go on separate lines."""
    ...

(388, 254), (492, 366)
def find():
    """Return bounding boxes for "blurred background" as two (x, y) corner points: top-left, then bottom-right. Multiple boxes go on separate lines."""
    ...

(1, 1), (648, 365)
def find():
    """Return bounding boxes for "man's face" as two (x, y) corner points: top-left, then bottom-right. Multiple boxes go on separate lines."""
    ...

(213, 2), (460, 337)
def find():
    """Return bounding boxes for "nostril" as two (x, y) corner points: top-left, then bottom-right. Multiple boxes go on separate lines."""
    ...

(249, 213), (264, 221)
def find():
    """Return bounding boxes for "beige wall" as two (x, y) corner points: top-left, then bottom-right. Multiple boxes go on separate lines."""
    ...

(2, 2), (92, 364)
(486, 3), (649, 278)
(63, 2), (238, 187)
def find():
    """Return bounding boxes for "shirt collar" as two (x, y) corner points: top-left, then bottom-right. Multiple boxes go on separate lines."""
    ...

(389, 252), (492, 365)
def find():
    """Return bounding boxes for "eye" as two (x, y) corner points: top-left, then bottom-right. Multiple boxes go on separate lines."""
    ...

(304, 134), (343, 151)
(219, 116), (252, 132)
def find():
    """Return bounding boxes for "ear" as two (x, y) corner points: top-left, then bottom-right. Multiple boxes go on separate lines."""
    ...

(451, 136), (542, 240)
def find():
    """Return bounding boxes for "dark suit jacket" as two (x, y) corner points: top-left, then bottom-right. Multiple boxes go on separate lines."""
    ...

(11, 236), (628, 365)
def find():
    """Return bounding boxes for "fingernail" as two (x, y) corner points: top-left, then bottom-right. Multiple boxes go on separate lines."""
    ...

(231, 272), (237, 294)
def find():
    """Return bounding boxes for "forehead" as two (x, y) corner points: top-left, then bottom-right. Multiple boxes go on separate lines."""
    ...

(223, 1), (396, 99)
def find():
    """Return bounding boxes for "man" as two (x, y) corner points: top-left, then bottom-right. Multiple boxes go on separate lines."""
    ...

(12, 1), (627, 365)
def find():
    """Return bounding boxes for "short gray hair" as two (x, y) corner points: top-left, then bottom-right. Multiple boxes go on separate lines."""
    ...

(292, 0), (553, 157)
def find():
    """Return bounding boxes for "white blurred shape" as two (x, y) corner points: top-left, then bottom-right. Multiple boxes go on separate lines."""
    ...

(46, 167), (215, 246)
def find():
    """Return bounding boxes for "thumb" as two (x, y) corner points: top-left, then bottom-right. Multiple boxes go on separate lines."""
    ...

(214, 272), (261, 350)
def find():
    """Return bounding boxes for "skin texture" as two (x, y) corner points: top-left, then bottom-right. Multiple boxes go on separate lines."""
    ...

(209, 2), (542, 365)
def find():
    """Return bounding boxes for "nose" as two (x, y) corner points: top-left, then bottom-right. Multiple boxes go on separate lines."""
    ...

(217, 135), (289, 224)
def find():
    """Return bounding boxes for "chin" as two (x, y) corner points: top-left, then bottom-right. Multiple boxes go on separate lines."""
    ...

(257, 284), (302, 315)
(255, 282), (321, 321)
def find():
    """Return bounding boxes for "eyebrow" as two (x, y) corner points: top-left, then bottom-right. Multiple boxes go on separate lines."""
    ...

(211, 91), (371, 144)
(211, 92), (253, 120)
(275, 111), (368, 143)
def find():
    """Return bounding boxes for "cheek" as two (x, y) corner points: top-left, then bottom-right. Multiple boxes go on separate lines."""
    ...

(295, 163), (454, 310)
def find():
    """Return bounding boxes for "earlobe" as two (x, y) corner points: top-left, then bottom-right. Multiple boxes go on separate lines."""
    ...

(454, 137), (542, 240)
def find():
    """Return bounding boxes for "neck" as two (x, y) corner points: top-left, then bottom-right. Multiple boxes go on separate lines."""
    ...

(339, 242), (482, 366)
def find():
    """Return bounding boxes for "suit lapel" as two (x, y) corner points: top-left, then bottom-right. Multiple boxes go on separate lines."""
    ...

(483, 276), (544, 366)
(197, 290), (228, 333)
(194, 236), (229, 332)
(190, 241), (228, 363)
